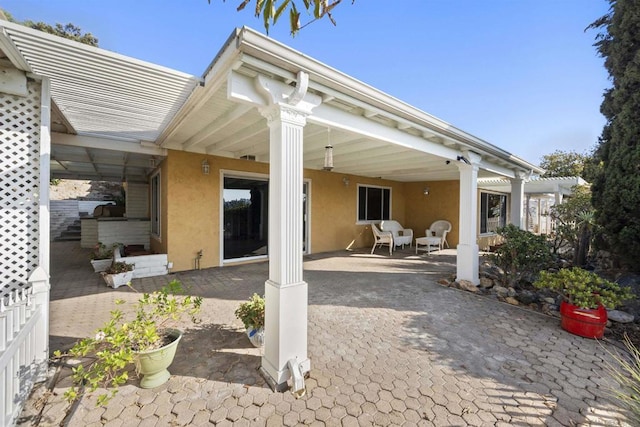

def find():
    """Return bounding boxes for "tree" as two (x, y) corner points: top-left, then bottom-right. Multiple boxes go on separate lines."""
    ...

(539, 150), (592, 179)
(589, 0), (640, 271)
(213, 0), (352, 35)
(1, 8), (98, 46)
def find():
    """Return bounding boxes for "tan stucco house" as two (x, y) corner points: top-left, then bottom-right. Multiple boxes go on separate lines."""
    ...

(0, 22), (543, 395)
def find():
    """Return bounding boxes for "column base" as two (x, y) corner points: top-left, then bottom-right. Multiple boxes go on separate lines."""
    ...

(259, 357), (311, 392)
(456, 243), (479, 285)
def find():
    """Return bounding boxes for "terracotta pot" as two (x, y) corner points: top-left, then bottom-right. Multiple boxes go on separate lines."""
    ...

(559, 300), (607, 339)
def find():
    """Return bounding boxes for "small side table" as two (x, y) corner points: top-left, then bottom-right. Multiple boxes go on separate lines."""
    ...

(415, 236), (442, 255)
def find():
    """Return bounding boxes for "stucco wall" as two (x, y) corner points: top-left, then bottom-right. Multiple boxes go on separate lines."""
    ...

(161, 150), (409, 271)
(404, 181), (460, 247)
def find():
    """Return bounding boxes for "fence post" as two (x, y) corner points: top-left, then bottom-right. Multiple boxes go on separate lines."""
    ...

(28, 266), (49, 380)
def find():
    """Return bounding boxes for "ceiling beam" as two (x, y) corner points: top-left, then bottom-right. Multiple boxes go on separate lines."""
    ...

(182, 103), (253, 150)
(52, 132), (167, 156)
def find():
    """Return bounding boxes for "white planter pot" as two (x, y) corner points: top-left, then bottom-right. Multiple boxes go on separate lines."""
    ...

(102, 270), (134, 288)
(91, 258), (112, 273)
(246, 327), (264, 348)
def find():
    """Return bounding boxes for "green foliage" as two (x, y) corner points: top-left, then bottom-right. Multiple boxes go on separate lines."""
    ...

(604, 335), (640, 420)
(105, 261), (134, 274)
(490, 224), (554, 287)
(55, 280), (202, 405)
(211, 0), (353, 35)
(235, 293), (265, 329)
(540, 150), (592, 179)
(49, 178), (61, 186)
(548, 185), (596, 266)
(533, 267), (633, 309)
(589, 0), (640, 271)
(90, 242), (117, 260)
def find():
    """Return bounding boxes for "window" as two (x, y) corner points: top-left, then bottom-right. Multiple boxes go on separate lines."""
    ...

(358, 185), (391, 222)
(480, 192), (507, 234)
(150, 172), (161, 238)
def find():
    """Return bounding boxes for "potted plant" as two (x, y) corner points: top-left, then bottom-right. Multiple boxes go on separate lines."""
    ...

(55, 280), (202, 405)
(102, 261), (134, 289)
(533, 267), (634, 339)
(90, 242), (115, 273)
(235, 293), (265, 347)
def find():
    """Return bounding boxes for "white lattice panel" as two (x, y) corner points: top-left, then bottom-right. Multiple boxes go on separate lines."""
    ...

(0, 80), (41, 299)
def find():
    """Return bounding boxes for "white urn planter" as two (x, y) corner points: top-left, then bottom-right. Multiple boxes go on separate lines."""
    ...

(246, 326), (264, 348)
(102, 270), (134, 289)
(91, 258), (112, 273)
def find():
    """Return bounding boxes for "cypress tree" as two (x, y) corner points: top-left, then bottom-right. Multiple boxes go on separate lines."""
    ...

(590, 0), (640, 270)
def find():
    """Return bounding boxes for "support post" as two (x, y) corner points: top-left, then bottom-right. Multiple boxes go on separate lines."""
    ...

(253, 72), (321, 391)
(456, 152), (481, 285)
(510, 173), (525, 229)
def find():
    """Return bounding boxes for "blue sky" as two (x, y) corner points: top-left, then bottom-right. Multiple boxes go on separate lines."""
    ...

(3, 0), (610, 166)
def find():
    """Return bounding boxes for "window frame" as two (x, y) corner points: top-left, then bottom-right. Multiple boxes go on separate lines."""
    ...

(356, 184), (392, 224)
(479, 191), (508, 235)
(150, 171), (161, 239)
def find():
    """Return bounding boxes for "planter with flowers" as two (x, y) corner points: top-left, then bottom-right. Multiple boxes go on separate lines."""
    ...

(102, 261), (134, 289)
(534, 267), (634, 339)
(90, 242), (117, 273)
(235, 293), (265, 347)
(55, 280), (202, 405)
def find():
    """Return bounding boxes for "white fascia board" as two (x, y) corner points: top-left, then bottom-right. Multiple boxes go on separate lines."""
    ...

(227, 70), (269, 107)
(477, 159), (518, 179)
(309, 103), (459, 160)
(0, 24), (31, 71)
(52, 132), (167, 157)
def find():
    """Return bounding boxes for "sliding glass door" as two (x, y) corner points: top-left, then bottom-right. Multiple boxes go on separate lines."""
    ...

(223, 176), (269, 261)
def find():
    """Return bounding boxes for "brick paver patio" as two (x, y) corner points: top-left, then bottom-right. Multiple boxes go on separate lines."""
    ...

(18, 242), (631, 426)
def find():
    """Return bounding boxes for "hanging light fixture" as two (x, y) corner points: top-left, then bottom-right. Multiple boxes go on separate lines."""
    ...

(323, 128), (334, 171)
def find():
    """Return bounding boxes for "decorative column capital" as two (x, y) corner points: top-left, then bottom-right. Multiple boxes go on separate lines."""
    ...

(260, 103), (309, 127)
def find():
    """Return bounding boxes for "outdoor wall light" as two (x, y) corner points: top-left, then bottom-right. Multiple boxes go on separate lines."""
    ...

(201, 159), (210, 175)
(343, 177), (350, 186)
(149, 157), (156, 168)
(423, 187), (430, 196)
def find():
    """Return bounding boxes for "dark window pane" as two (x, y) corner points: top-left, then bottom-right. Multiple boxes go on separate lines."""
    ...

(480, 193), (488, 233)
(382, 188), (390, 220)
(367, 187), (382, 221)
(358, 186), (367, 221)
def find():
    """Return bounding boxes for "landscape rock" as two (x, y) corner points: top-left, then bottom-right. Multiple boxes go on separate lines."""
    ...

(479, 277), (494, 289)
(607, 310), (635, 324)
(458, 280), (479, 293)
(507, 287), (517, 297)
(516, 291), (537, 306)
(437, 278), (450, 286)
(505, 297), (519, 306)
(543, 297), (556, 305)
(494, 286), (509, 297)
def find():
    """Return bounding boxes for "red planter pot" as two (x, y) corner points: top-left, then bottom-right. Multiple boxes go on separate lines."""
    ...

(559, 301), (607, 339)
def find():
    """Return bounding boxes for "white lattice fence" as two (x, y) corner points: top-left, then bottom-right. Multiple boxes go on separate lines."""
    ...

(0, 82), (41, 300)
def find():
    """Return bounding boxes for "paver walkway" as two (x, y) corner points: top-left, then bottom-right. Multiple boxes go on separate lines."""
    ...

(18, 242), (631, 426)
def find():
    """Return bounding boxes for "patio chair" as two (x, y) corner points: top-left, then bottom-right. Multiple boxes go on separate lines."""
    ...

(427, 220), (452, 249)
(380, 220), (413, 249)
(371, 223), (393, 255)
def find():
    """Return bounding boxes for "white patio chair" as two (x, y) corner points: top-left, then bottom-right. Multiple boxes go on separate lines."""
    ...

(427, 220), (452, 249)
(380, 220), (413, 249)
(371, 223), (393, 255)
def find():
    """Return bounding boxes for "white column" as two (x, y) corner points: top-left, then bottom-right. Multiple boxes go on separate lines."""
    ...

(456, 153), (480, 285)
(260, 104), (310, 390)
(510, 175), (525, 229)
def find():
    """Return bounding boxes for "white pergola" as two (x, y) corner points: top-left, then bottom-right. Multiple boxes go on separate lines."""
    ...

(0, 22), (543, 391)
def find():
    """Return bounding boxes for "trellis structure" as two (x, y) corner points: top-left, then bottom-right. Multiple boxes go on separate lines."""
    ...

(0, 67), (51, 426)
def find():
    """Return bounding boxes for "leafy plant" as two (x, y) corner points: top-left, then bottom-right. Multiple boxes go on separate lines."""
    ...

(533, 267), (634, 309)
(235, 293), (265, 329)
(603, 334), (640, 420)
(90, 242), (115, 260)
(54, 280), (202, 405)
(490, 224), (554, 287)
(104, 261), (134, 274)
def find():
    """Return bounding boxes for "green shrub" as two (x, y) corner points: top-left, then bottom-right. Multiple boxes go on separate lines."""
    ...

(533, 267), (633, 309)
(235, 293), (265, 329)
(604, 335), (640, 420)
(490, 224), (554, 287)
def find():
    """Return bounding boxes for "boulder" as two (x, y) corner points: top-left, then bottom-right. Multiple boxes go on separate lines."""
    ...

(507, 287), (517, 297)
(479, 277), (494, 289)
(458, 280), (479, 293)
(494, 286), (509, 297)
(516, 291), (537, 306)
(505, 297), (519, 306)
(607, 310), (635, 324)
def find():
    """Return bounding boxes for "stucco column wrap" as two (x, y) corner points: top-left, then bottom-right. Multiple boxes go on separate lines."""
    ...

(457, 155), (480, 285)
(260, 103), (310, 389)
